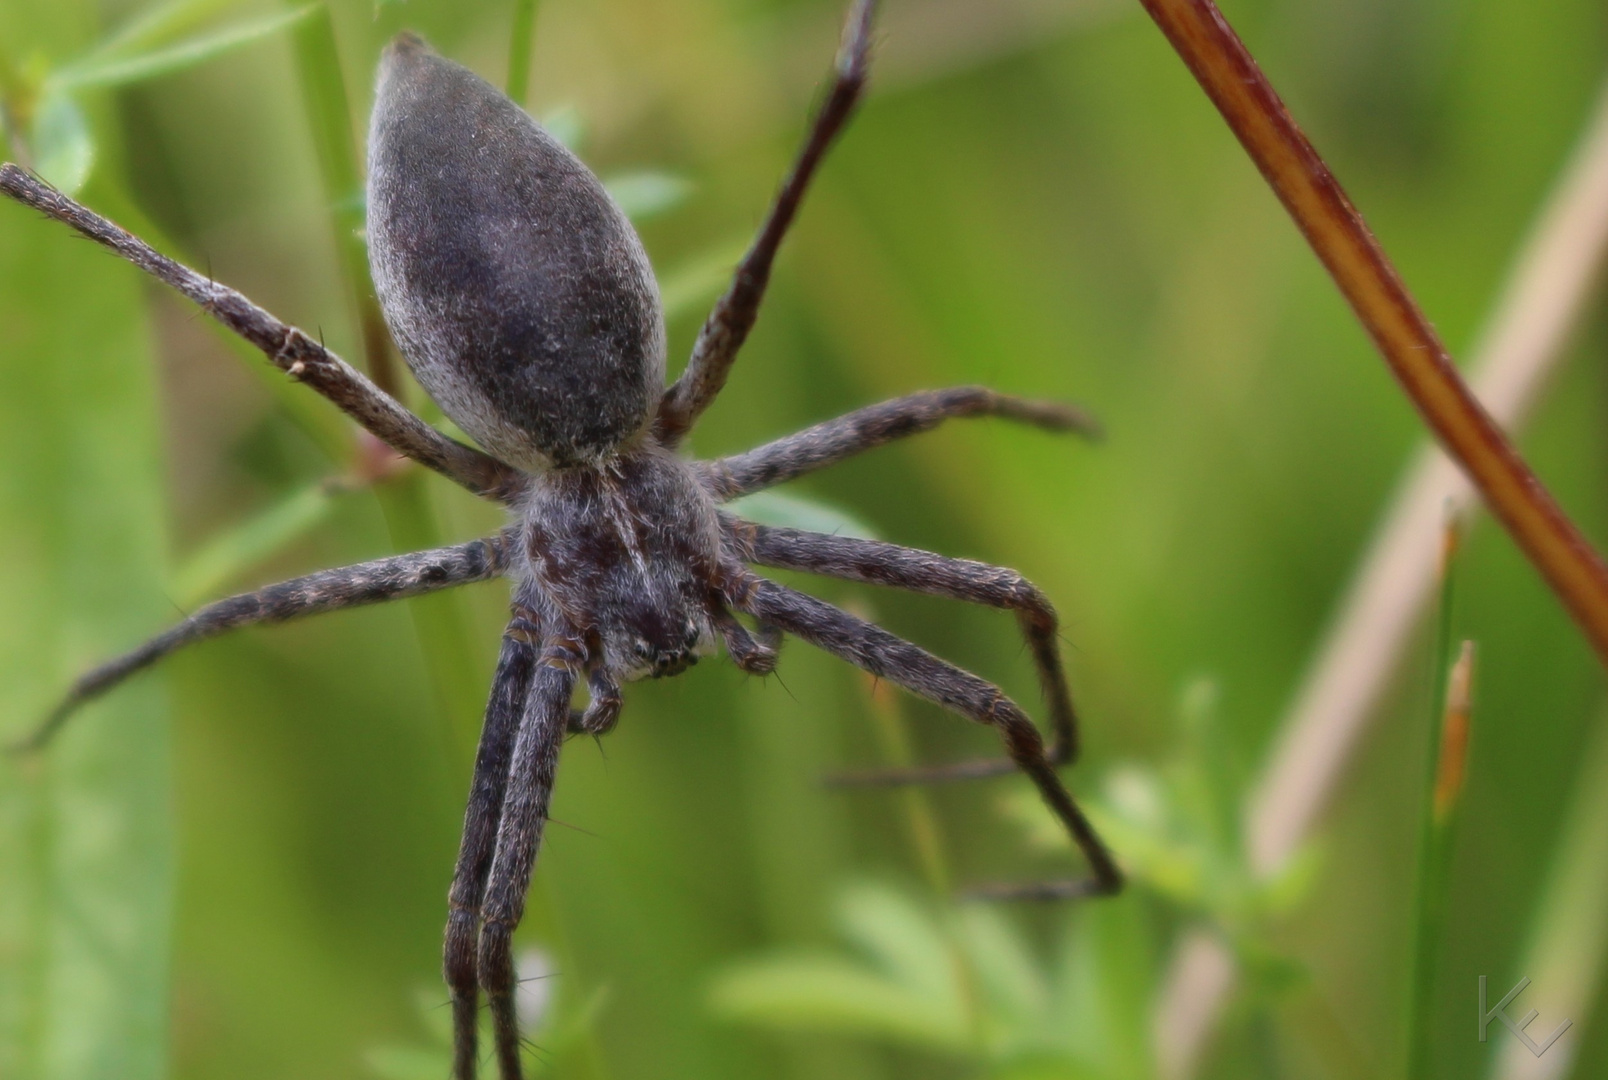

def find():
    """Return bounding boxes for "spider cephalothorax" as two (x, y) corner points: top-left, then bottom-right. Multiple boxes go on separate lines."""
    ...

(2, 2), (1122, 1078)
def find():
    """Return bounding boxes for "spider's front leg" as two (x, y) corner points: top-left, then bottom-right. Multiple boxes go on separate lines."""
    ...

(655, 0), (877, 445)
(444, 587), (580, 1080)
(445, 623), (538, 1080)
(473, 613), (579, 1080)
(0, 166), (524, 502)
(733, 573), (1122, 900)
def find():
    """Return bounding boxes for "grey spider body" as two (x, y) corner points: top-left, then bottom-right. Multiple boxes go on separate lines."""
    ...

(2, 3), (1123, 1078)
(371, 38), (731, 689)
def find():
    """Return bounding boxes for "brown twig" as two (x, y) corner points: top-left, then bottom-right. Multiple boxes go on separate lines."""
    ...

(1135, 0), (1608, 665)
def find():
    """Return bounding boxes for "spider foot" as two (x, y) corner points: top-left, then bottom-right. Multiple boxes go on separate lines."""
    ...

(960, 872), (1123, 902)
(572, 693), (621, 736)
(477, 921), (525, 1080)
(824, 755), (1046, 787)
(710, 605), (779, 675)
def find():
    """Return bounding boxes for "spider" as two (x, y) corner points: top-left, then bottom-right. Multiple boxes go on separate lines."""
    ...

(2, 1), (1121, 1077)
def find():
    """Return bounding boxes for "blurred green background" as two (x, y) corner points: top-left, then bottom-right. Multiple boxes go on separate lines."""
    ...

(3, 0), (1608, 1078)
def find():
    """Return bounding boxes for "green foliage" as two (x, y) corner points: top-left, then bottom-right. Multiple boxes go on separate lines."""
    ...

(0, 101), (170, 1080)
(729, 490), (878, 540)
(3, 1), (1608, 1078)
(48, 6), (317, 93)
(365, 958), (609, 1080)
(711, 879), (1158, 1080)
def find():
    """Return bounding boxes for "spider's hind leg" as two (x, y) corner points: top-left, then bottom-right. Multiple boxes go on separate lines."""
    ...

(0, 167), (522, 501)
(701, 387), (1098, 501)
(724, 518), (1079, 781)
(732, 573), (1121, 901)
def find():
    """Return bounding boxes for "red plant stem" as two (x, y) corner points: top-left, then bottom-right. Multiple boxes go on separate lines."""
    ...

(1136, 0), (1608, 663)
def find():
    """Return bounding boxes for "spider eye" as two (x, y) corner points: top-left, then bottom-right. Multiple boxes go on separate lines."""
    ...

(683, 622), (701, 648)
(632, 638), (652, 660)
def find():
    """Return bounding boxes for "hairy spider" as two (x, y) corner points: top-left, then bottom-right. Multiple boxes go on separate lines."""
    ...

(2, 1), (1121, 1077)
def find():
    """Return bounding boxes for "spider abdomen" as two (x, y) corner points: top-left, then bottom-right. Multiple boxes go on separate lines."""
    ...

(367, 33), (666, 471)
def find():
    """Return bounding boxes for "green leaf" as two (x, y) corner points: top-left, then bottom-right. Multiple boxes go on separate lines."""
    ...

(727, 490), (879, 541)
(957, 904), (1051, 1025)
(658, 239), (747, 321)
(50, 6), (318, 91)
(171, 481), (337, 607)
(505, 0), (539, 104)
(0, 183), (172, 1077)
(836, 881), (955, 996)
(539, 105), (584, 151)
(30, 92), (94, 195)
(708, 953), (972, 1052)
(605, 170), (693, 223)
(83, 0), (242, 63)
(985, 1053), (1111, 1080)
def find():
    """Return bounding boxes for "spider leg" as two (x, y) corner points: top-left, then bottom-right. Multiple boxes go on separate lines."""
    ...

(732, 573), (1122, 900)
(0, 165), (525, 502)
(703, 579), (780, 675)
(724, 517), (1077, 780)
(572, 667), (622, 735)
(11, 534), (512, 754)
(445, 616), (538, 1080)
(478, 628), (579, 1080)
(655, 0), (877, 445)
(698, 387), (1098, 500)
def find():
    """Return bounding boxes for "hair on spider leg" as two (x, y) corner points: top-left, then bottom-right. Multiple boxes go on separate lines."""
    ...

(541, 814), (600, 841)
(2, 0), (1124, 1073)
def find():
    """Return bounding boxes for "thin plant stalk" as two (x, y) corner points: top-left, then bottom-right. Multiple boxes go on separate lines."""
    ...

(1135, 0), (1608, 667)
(1404, 521), (1474, 1080)
(290, 3), (484, 755)
(505, 0), (539, 103)
(85, 182), (350, 461)
(861, 674), (953, 897)
(850, 645), (981, 1050)
(1404, 528), (1462, 1080)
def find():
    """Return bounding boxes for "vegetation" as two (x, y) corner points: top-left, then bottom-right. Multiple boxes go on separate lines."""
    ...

(2, 1), (1607, 1078)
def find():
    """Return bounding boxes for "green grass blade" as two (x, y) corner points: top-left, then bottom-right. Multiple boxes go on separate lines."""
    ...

(505, 0), (539, 103)
(1405, 524), (1469, 1080)
(80, 0), (241, 65)
(0, 180), (173, 1079)
(51, 6), (318, 91)
(288, 0), (482, 749)
(605, 171), (693, 223)
(659, 239), (747, 322)
(727, 490), (878, 540)
(171, 481), (338, 606)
